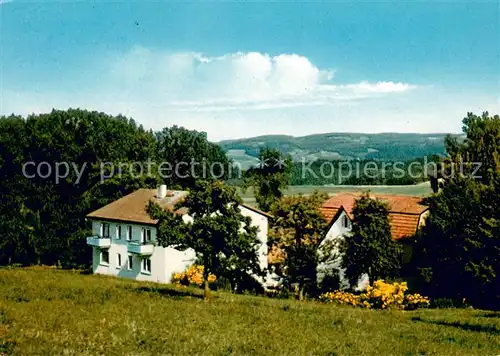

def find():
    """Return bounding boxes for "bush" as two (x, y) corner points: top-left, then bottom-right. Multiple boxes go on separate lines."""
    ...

(231, 272), (265, 295)
(265, 286), (292, 299)
(171, 265), (216, 287)
(214, 276), (232, 292)
(319, 290), (363, 307)
(319, 280), (430, 310)
(317, 274), (341, 295)
(429, 298), (472, 309)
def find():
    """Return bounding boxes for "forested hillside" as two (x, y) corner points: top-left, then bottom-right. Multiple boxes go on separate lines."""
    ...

(221, 132), (460, 166)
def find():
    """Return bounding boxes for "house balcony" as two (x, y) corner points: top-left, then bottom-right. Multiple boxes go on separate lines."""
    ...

(128, 240), (154, 255)
(87, 235), (111, 248)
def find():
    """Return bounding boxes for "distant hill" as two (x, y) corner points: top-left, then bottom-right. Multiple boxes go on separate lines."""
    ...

(220, 132), (462, 168)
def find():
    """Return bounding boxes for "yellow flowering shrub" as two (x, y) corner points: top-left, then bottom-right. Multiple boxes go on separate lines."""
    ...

(404, 292), (431, 310)
(319, 291), (360, 307)
(171, 265), (216, 287)
(362, 280), (407, 309)
(319, 280), (430, 310)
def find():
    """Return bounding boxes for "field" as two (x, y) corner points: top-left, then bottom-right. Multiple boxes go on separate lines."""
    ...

(239, 182), (433, 205)
(1, 268), (499, 355)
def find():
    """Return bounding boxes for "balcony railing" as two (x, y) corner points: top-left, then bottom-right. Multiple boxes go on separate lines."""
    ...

(127, 240), (154, 255)
(86, 235), (111, 248)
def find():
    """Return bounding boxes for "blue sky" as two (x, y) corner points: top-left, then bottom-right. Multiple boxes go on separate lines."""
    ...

(1, 1), (499, 141)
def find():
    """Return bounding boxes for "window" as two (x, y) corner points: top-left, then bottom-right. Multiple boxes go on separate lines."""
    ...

(101, 223), (110, 238)
(142, 228), (152, 243)
(116, 253), (122, 268)
(127, 254), (133, 270)
(126, 226), (132, 241)
(116, 225), (122, 239)
(342, 215), (350, 229)
(100, 251), (109, 265)
(142, 258), (151, 274)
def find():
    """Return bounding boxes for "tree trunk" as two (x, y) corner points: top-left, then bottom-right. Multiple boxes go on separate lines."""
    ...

(203, 266), (211, 300)
(203, 278), (211, 300)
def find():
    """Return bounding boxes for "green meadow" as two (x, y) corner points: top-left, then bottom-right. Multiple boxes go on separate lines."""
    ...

(1, 267), (499, 355)
(239, 182), (433, 205)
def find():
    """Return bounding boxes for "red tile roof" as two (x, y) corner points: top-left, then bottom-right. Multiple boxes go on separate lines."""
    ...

(321, 193), (428, 239)
(389, 213), (422, 240)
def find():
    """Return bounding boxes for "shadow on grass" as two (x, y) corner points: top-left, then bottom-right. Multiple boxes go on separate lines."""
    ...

(411, 316), (500, 335)
(477, 312), (500, 318)
(132, 285), (206, 300)
(79, 269), (93, 275)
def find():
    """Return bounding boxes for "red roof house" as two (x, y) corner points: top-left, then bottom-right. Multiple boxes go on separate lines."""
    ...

(320, 193), (429, 240)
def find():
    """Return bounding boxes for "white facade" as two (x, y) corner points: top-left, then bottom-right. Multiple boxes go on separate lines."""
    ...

(87, 204), (269, 284)
(317, 209), (369, 291)
(88, 220), (196, 283)
(239, 205), (269, 271)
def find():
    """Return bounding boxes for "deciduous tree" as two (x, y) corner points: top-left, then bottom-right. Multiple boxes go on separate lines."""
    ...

(269, 191), (328, 299)
(243, 148), (292, 212)
(155, 126), (232, 189)
(414, 112), (500, 309)
(147, 180), (262, 299)
(341, 193), (401, 288)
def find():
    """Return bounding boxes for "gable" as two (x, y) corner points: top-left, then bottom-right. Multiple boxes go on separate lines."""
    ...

(321, 193), (428, 240)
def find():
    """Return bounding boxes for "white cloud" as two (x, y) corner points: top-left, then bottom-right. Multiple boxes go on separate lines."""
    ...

(107, 47), (414, 111)
(3, 47), (497, 141)
(344, 81), (414, 93)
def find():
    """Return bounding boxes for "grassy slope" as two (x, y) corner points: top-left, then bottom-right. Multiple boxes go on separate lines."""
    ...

(1, 268), (499, 355)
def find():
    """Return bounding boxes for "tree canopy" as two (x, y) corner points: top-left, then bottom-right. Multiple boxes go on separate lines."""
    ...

(414, 112), (500, 309)
(243, 148), (292, 212)
(147, 180), (262, 298)
(269, 191), (328, 299)
(341, 193), (401, 288)
(156, 126), (232, 188)
(0, 109), (232, 268)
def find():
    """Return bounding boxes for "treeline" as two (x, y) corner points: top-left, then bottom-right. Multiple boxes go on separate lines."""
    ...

(408, 112), (500, 309)
(0, 109), (232, 268)
(289, 157), (441, 186)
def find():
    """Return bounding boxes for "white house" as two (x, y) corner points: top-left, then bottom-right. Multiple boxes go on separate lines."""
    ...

(86, 185), (271, 284)
(317, 193), (429, 290)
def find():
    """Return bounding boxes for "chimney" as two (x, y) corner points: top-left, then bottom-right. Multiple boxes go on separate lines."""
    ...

(157, 184), (167, 199)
